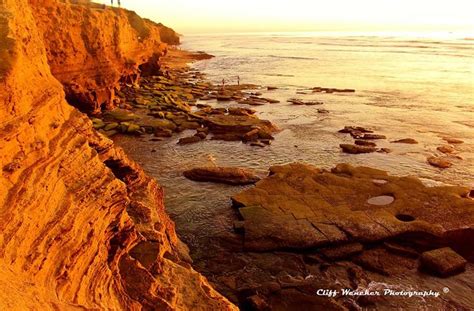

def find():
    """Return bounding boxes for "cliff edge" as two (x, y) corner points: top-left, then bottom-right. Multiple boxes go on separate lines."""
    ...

(0, 0), (235, 310)
(31, 0), (180, 114)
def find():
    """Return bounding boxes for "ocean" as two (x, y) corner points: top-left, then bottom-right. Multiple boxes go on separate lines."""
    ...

(178, 32), (474, 184)
(116, 33), (473, 283)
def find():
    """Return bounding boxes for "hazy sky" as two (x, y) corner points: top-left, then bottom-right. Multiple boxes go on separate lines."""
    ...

(108, 0), (474, 34)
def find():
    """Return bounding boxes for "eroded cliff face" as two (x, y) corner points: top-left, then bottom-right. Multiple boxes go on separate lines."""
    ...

(0, 0), (235, 310)
(30, 0), (180, 114)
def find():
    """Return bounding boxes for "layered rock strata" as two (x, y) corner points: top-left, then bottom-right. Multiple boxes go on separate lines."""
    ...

(0, 0), (235, 309)
(30, 0), (180, 114)
(232, 163), (474, 257)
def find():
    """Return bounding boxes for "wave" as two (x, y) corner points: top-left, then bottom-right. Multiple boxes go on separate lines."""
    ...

(262, 73), (295, 77)
(267, 55), (318, 60)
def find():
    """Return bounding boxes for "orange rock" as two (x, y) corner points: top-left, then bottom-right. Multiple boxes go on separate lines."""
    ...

(231, 163), (474, 253)
(443, 137), (464, 144)
(340, 144), (377, 154)
(427, 156), (453, 168)
(392, 138), (418, 144)
(31, 0), (179, 114)
(0, 1), (236, 310)
(183, 167), (261, 185)
(437, 145), (455, 154)
(420, 248), (467, 277)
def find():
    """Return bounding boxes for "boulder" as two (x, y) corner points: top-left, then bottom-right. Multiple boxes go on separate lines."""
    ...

(183, 167), (261, 185)
(338, 126), (373, 139)
(142, 119), (177, 131)
(443, 137), (464, 144)
(437, 145), (455, 154)
(105, 109), (138, 121)
(126, 123), (141, 134)
(340, 144), (377, 154)
(263, 98), (280, 104)
(216, 94), (233, 101)
(243, 129), (260, 142)
(194, 131), (207, 139)
(420, 248), (467, 277)
(427, 156), (452, 168)
(154, 128), (173, 137)
(258, 129), (274, 140)
(287, 98), (304, 105)
(228, 107), (256, 116)
(92, 118), (105, 129)
(104, 122), (119, 131)
(339, 126), (373, 133)
(361, 133), (386, 140)
(355, 140), (376, 147)
(205, 114), (278, 138)
(178, 136), (202, 145)
(392, 138), (418, 144)
(211, 133), (243, 141)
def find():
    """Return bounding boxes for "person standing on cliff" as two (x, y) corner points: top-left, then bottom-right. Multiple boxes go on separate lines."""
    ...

(118, 0), (121, 7)
(110, 0), (113, 6)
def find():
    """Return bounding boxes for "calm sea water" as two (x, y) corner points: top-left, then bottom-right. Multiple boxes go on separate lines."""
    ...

(180, 32), (474, 184)
(116, 32), (474, 260)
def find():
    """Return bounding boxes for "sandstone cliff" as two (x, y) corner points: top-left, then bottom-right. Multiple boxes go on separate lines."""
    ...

(30, 0), (180, 114)
(0, 0), (235, 310)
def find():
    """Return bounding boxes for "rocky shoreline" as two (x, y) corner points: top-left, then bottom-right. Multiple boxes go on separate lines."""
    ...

(1, 1), (472, 310)
(106, 48), (474, 310)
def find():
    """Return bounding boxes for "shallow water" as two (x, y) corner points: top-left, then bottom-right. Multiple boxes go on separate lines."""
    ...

(116, 32), (474, 250)
(115, 36), (474, 304)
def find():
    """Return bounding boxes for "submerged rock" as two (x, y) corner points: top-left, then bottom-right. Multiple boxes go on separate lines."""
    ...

(339, 126), (373, 134)
(355, 140), (377, 147)
(427, 156), (453, 168)
(340, 144), (377, 154)
(105, 109), (138, 121)
(92, 118), (105, 129)
(338, 126), (375, 139)
(205, 114), (278, 137)
(313, 87), (355, 93)
(183, 167), (261, 185)
(228, 107), (256, 116)
(154, 128), (173, 137)
(392, 138), (418, 144)
(443, 137), (464, 144)
(287, 98), (323, 106)
(178, 136), (202, 145)
(437, 145), (455, 154)
(211, 133), (243, 141)
(361, 133), (386, 140)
